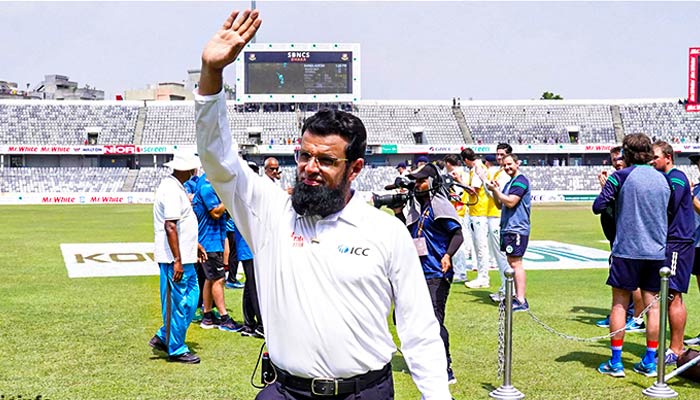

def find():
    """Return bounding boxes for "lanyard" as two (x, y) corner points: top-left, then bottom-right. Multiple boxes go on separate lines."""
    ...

(416, 206), (431, 237)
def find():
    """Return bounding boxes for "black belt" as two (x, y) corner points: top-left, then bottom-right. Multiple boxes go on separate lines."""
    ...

(272, 363), (391, 396)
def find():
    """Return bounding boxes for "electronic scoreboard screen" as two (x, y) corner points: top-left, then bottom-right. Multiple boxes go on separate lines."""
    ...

(246, 51), (352, 94)
(235, 44), (360, 103)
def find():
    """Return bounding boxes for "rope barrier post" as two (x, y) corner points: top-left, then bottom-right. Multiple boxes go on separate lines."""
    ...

(490, 267), (525, 400)
(642, 267), (677, 399)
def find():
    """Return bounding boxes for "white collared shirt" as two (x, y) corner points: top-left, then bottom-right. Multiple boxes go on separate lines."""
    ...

(153, 175), (198, 264)
(195, 90), (451, 400)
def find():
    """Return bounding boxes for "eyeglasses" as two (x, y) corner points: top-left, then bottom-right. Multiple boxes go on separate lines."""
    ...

(266, 167), (279, 171)
(294, 149), (348, 169)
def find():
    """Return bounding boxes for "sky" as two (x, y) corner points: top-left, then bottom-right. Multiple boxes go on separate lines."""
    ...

(1, 1), (698, 101)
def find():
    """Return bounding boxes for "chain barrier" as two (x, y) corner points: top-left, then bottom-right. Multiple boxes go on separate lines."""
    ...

(495, 295), (660, 379)
(497, 299), (505, 379)
(520, 295), (659, 343)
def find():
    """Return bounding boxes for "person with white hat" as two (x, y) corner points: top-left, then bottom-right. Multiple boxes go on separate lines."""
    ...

(149, 152), (207, 364)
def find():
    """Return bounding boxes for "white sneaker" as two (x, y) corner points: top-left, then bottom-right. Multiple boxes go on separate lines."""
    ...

(465, 279), (489, 289)
(684, 335), (700, 346)
(453, 275), (467, 283)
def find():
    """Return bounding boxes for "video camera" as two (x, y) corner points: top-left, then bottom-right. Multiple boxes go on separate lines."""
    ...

(372, 173), (473, 209)
(371, 176), (415, 209)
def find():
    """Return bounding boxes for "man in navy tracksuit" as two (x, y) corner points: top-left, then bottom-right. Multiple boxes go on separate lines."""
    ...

(651, 141), (695, 365)
(593, 133), (670, 378)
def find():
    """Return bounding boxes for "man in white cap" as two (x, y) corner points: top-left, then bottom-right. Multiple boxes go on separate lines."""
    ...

(149, 152), (207, 364)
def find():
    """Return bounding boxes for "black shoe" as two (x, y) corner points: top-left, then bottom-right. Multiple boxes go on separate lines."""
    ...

(200, 312), (222, 329)
(148, 336), (167, 353)
(168, 352), (200, 364)
(219, 315), (244, 332)
(254, 325), (265, 339)
(240, 325), (256, 337)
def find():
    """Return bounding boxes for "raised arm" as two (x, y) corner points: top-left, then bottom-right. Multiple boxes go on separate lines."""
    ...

(199, 9), (262, 95)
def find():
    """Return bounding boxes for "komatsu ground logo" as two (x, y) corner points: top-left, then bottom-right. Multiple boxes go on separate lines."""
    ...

(337, 245), (370, 256)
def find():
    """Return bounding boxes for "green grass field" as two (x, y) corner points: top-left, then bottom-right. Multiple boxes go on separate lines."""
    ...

(1, 203), (698, 399)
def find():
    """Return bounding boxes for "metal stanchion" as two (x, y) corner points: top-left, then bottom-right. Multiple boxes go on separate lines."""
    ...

(642, 267), (677, 399)
(490, 268), (525, 400)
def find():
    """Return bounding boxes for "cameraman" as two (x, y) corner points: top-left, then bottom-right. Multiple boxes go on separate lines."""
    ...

(402, 163), (464, 385)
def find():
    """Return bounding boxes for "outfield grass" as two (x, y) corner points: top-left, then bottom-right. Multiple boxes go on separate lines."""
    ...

(0, 203), (698, 399)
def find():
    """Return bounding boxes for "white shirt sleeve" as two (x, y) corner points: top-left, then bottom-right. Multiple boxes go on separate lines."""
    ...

(194, 90), (288, 251)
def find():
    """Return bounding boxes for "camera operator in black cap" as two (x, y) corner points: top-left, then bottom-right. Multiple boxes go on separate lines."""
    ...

(403, 162), (464, 385)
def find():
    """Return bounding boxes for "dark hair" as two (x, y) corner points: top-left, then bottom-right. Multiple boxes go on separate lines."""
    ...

(622, 133), (653, 165)
(496, 143), (513, 154)
(301, 109), (367, 162)
(443, 154), (461, 166)
(610, 146), (622, 155)
(460, 148), (477, 161)
(653, 140), (674, 162)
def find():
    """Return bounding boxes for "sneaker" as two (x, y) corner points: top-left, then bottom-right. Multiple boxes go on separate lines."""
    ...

(447, 367), (457, 385)
(625, 319), (645, 333)
(633, 359), (657, 377)
(200, 313), (221, 329)
(465, 278), (490, 289)
(225, 280), (245, 289)
(595, 316), (610, 328)
(452, 275), (467, 283)
(148, 335), (167, 353)
(489, 292), (506, 303)
(191, 307), (203, 323)
(240, 325), (256, 337)
(218, 316), (244, 332)
(254, 326), (265, 338)
(168, 352), (200, 364)
(512, 298), (530, 312)
(664, 350), (679, 367)
(684, 334), (700, 346)
(597, 360), (625, 377)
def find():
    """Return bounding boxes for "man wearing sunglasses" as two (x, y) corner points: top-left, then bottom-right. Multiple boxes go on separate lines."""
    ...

(195, 9), (451, 400)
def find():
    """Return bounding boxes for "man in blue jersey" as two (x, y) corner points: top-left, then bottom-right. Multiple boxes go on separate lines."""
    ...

(192, 174), (243, 332)
(406, 163), (464, 384)
(485, 153), (531, 312)
(684, 153), (700, 347)
(593, 133), (670, 378)
(650, 141), (695, 365)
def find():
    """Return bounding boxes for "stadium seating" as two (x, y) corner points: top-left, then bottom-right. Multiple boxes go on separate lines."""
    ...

(460, 103), (615, 145)
(0, 167), (128, 192)
(354, 104), (464, 144)
(142, 103), (300, 145)
(618, 101), (700, 143)
(0, 102), (138, 144)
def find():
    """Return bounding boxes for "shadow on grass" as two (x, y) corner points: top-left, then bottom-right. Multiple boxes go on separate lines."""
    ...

(458, 288), (498, 306)
(569, 305), (609, 325)
(391, 351), (411, 374)
(480, 382), (498, 393)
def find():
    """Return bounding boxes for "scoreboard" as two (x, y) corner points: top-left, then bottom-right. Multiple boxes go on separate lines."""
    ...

(235, 43), (360, 103)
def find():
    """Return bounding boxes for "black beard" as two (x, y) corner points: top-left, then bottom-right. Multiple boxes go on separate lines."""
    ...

(291, 171), (351, 217)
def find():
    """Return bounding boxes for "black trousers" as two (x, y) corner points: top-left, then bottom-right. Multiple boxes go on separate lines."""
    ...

(242, 258), (263, 328)
(426, 277), (452, 367)
(195, 262), (205, 309)
(254, 369), (394, 400)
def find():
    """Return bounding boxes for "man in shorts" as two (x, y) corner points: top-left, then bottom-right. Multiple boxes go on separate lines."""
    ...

(593, 133), (670, 378)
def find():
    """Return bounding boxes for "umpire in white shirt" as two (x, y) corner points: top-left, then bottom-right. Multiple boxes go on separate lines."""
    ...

(195, 9), (452, 399)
